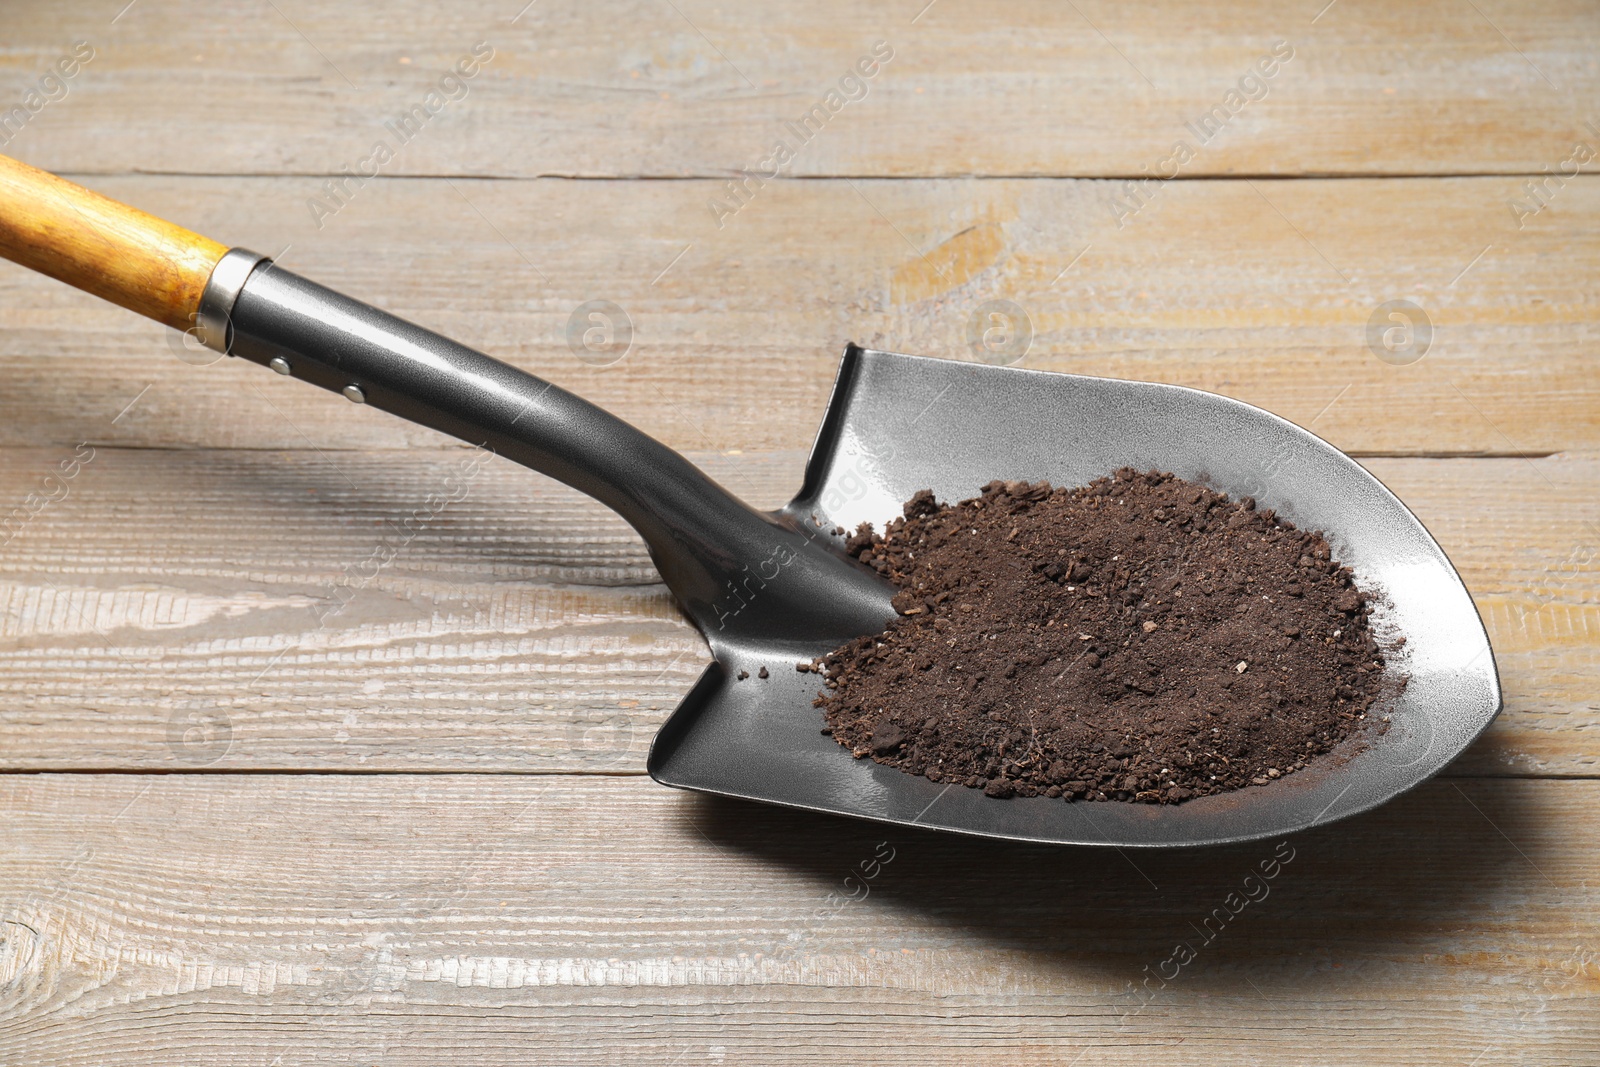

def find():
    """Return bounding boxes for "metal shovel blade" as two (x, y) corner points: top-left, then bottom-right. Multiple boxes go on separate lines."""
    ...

(648, 346), (1502, 847)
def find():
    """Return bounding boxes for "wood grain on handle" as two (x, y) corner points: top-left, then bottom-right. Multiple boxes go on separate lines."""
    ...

(0, 153), (226, 331)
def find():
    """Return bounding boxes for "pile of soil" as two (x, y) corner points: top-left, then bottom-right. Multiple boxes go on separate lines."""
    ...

(811, 470), (1392, 803)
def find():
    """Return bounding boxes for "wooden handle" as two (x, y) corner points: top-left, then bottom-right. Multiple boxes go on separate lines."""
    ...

(0, 153), (227, 331)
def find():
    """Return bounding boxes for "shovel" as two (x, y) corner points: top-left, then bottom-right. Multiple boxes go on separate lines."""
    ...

(0, 155), (1500, 847)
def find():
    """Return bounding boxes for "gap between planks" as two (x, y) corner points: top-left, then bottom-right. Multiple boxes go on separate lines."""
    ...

(0, 443), (1566, 461)
(52, 170), (1590, 182)
(0, 769), (1590, 780)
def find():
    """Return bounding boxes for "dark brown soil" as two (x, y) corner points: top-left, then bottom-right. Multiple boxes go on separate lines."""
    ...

(811, 470), (1391, 803)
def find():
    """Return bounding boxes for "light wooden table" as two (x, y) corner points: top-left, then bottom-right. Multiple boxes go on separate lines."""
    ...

(1, 2), (1596, 1063)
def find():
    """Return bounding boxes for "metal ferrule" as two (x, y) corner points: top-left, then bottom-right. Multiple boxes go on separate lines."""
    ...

(196, 247), (270, 353)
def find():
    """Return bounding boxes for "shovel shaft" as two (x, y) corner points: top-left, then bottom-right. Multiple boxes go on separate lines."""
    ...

(0, 155), (893, 648)
(0, 153), (226, 331)
(223, 262), (894, 647)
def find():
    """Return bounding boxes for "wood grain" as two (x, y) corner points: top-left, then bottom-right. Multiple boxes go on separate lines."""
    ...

(0, 773), (1593, 1065)
(0, 0), (1595, 178)
(0, 447), (1592, 776)
(0, 175), (1596, 457)
(1, 2), (1595, 1062)
(0, 155), (224, 331)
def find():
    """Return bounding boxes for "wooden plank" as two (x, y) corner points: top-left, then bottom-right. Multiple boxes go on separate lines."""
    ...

(0, 175), (1596, 456)
(0, 773), (1593, 1065)
(0, 447), (1592, 775)
(0, 6), (1586, 1065)
(1, 1), (1595, 178)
